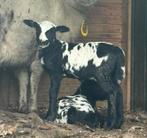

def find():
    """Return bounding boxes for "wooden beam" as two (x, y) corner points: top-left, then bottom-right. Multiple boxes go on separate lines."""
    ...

(126, 0), (132, 111)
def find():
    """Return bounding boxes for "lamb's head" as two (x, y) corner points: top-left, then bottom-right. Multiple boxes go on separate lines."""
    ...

(23, 19), (70, 48)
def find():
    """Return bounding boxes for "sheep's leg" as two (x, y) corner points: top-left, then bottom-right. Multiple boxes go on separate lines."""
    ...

(14, 69), (29, 113)
(46, 73), (62, 121)
(29, 60), (44, 112)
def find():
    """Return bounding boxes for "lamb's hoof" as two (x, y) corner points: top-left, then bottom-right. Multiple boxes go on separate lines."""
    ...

(114, 119), (123, 129)
(45, 114), (56, 122)
(104, 121), (116, 130)
(104, 125), (113, 130)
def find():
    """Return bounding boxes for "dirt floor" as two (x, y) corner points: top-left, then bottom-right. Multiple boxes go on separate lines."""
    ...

(0, 110), (147, 138)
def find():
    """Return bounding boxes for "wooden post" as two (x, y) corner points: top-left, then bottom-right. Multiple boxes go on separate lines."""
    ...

(126, 0), (132, 111)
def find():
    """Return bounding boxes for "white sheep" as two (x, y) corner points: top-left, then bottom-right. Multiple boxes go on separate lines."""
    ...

(0, 0), (95, 112)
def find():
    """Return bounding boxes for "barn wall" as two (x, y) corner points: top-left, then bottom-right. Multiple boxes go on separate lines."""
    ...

(0, 0), (130, 111)
(37, 0), (129, 110)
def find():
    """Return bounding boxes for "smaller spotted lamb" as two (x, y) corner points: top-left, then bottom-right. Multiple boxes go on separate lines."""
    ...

(56, 79), (106, 128)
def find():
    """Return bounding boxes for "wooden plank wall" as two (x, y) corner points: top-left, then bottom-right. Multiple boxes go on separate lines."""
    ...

(77, 0), (129, 110)
(0, 0), (130, 111)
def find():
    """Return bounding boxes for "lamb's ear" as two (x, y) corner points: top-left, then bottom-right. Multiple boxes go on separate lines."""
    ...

(56, 26), (70, 33)
(23, 19), (39, 28)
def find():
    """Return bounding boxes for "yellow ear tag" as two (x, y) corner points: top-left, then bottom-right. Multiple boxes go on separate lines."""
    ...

(80, 20), (88, 37)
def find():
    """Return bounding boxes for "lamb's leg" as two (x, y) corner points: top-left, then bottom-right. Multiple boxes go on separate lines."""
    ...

(103, 82), (123, 129)
(67, 107), (104, 128)
(14, 69), (29, 113)
(96, 73), (118, 129)
(107, 89), (117, 129)
(29, 60), (44, 112)
(46, 73), (62, 121)
(115, 86), (124, 128)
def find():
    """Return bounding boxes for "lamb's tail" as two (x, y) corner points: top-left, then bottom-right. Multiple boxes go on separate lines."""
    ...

(113, 47), (125, 84)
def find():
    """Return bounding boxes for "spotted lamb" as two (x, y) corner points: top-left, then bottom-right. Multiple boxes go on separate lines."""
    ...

(23, 19), (125, 129)
(56, 95), (105, 128)
(56, 79), (106, 128)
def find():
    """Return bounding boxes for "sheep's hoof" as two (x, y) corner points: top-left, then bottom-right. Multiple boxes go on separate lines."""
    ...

(28, 108), (38, 113)
(18, 105), (28, 113)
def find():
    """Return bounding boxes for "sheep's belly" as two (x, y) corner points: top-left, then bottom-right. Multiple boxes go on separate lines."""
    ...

(0, 45), (34, 66)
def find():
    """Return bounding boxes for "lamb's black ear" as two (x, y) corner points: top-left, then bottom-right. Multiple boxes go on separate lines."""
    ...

(23, 19), (39, 28)
(56, 26), (70, 33)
